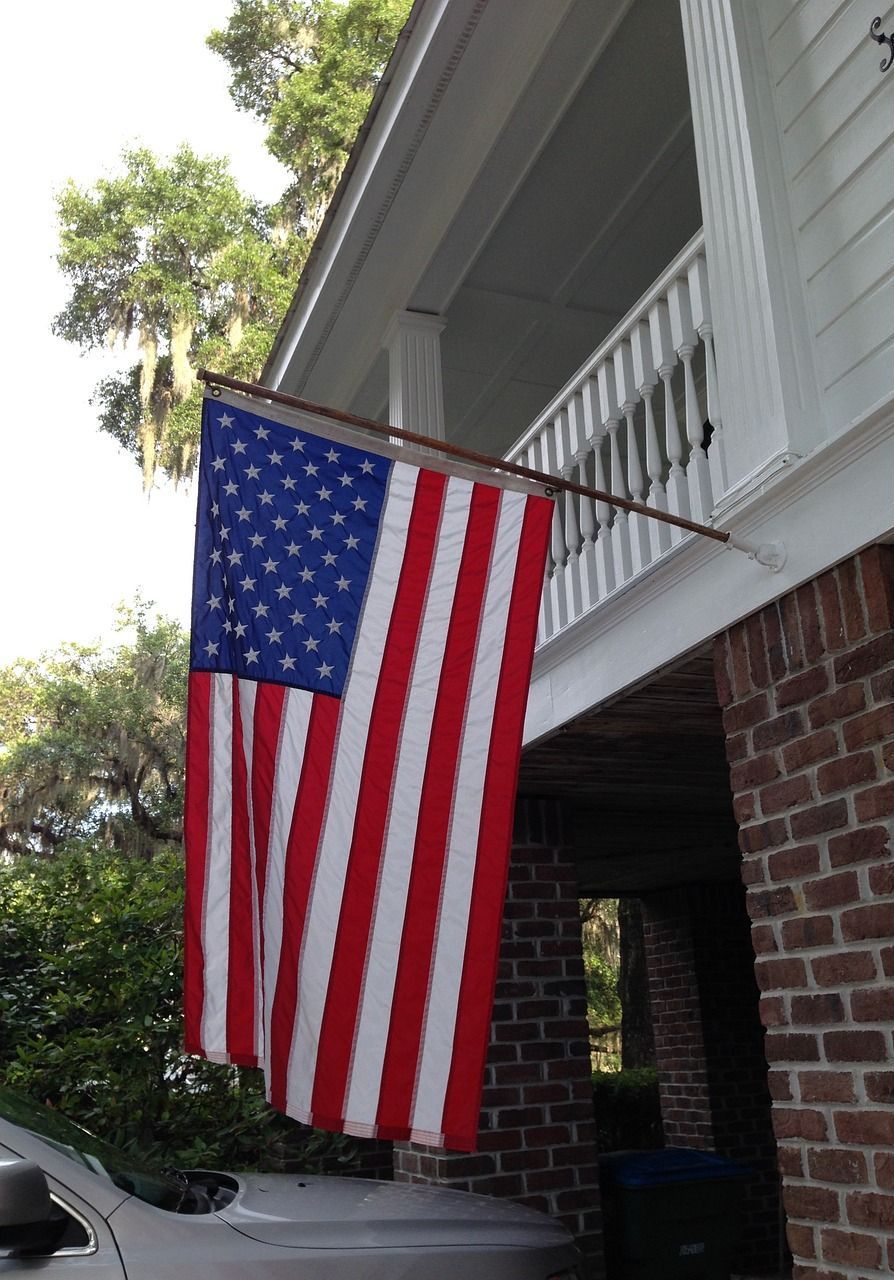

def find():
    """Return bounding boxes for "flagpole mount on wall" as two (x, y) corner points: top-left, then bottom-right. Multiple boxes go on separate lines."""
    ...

(197, 370), (787, 571)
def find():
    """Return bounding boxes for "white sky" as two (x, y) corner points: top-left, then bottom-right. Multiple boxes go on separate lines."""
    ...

(0, 3), (290, 663)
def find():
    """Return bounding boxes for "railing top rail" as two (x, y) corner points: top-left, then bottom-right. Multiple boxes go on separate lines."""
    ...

(506, 227), (705, 460)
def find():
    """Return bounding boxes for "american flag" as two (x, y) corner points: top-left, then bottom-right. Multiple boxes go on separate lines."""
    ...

(184, 389), (552, 1150)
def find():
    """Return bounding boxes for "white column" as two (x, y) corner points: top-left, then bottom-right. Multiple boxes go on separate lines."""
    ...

(679, 0), (821, 503)
(383, 310), (447, 440)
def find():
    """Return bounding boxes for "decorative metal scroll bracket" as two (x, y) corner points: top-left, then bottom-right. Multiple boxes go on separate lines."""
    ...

(725, 536), (788, 573)
(870, 17), (894, 72)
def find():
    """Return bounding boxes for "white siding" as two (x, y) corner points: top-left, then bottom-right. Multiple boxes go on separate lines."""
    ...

(761, 0), (894, 429)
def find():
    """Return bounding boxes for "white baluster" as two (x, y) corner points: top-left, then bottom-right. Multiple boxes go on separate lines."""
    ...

(649, 298), (690, 542)
(553, 407), (583, 624)
(539, 425), (569, 633)
(668, 278), (713, 525)
(582, 378), (616, 600)
(613, 341), (651, 574)
(528, 435), (557, 640)
(688, 254), (728, 501)
(631, 319), (670, 558)
(597, 359), (633, 585)
(567, 391), (599, 611)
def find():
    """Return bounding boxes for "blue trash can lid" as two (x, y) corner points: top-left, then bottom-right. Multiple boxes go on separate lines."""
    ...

(600, 1147), (749, 1188)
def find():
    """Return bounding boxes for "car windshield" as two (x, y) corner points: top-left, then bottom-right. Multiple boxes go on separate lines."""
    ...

(0, 1087), (184, 1211)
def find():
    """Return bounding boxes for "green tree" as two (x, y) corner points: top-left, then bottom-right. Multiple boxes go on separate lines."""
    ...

(0, 605), (187, 859)
(208, 0), (411, 234)
(54, 147), (300, 486)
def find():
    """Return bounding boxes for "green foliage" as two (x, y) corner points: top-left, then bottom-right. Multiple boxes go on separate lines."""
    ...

(0, 849), (354, 1170)
(0, 605), (188, 859)
(208, 0), (411, 232)
(580, 898), (622, 1070)
(592, 1068), (663, 1152)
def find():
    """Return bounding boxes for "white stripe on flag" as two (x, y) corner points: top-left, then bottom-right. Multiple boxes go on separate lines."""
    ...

(410, 487), (527, 1138)
(201, 673), (234, 1056)
(343, 475), (474, 1127)
(262, 686), (314, 1066)
(283, 462), (420, 1118)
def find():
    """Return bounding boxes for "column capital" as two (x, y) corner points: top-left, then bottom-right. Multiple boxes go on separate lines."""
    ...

(383, 309), (447, 441)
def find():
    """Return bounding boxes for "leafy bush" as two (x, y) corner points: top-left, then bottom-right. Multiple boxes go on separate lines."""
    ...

(592, 1068), (663, 1152)
(0, 848), (356, 1171)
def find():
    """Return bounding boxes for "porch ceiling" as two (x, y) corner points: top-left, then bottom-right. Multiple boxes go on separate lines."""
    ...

(518, 648), (742, 895)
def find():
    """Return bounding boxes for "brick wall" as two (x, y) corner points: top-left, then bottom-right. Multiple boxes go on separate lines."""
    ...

(392, 797), (604, 1275)
(715, 545), (894, 1279)
(643, 885), (783, 1274)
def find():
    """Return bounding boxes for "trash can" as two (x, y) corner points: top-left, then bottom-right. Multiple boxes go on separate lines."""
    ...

(598, 1147), (750, 1280)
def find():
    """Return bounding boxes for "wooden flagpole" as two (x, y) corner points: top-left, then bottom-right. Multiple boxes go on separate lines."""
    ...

(197, 369), (786, 568)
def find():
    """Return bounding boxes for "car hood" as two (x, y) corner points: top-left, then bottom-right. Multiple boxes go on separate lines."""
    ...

(217, 1173), (573, 1251)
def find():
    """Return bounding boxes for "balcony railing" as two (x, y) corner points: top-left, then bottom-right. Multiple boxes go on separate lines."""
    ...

(505, 231), (727, 646)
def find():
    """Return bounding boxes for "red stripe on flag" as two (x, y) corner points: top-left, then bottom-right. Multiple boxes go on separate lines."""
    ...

(251, 683), (288, 1013)
(374, 483), (501, 1135)
(226, 682), (257, 1065)
(183, 671), (212, 1054)
(308, 469), (448, 1128)
(268, 692), (340, 1112)
(440, 495), (553, 1148)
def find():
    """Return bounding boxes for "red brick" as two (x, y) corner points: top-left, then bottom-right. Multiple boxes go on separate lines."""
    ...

(846, 1190), (894, 1230)
(784, 1184), (840, 1222)
(865, 1071), (894, 1103)
(798, 1071), (856, 1103)
(843, 704), (894, 750)
(755, 957), (807, 991)
(817, 751), (877, 794)
(739, 854), (766, 885)
(725, 730), (748, 761)
(727, 624), (752, 700)
(765, 1032), (820, 1062)
(816, 570), (845, 651)
(777, 1142), (803, 1174)
(713, 639), (733, 707)
(820, 1227), (881, 1268)
(768, 843), (821, 881)
(754, 709), (806, 750)
(798, 582), (825, 665)
(760, 995), (787, 1027)
(855, 781), (894, 821)
(792, 1265), (846, 1280)
(835, 1109), (894, 1144)
(807, 1147), (867, 1184)
(811, 951), (877, 986)
(876, 1154), (894, 1192)
(852, 986), (894, 1020)
(730, 751), (780, 791)
(782, 915), (835, 950)
(748, 886), (797, 918)
(786, 1222), (816, 1259)
(768, 1071), (795, 1102)
(790, 800), (849, 840)
(762, 774), (814, 814)
(834, 633), (894, 683)
(803, 871), (860, 911)
(750, 923), (778, 953)
(781, 592), (806, 671)
(778, 666), (830, 709)
(782, 729), (839, 772)
(839, 558), (867, 643)
(745, 612), (771, 689)
(824, 1029), (887, 1061)
(723, 691), (770, 734)
(808, 682), (866, 730)
(841, 902), (894, 941)
(828, 825), (890, 867)
(739, 819), (789, 855)
(790, 993), (844, 1025)
(871, 667), (894, 700)
(883, 944), (894, 977)
(773, 1107), (828, 1141)
(732, 791), (756, 823)
(763, 603), (788, 681)
(858, 545), (894, 632)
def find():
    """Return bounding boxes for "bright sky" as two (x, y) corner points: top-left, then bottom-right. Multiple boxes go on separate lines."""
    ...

(0, 3), (289, 663)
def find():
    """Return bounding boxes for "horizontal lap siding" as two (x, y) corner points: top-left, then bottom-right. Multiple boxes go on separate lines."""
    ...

(761, 0), (894, 425)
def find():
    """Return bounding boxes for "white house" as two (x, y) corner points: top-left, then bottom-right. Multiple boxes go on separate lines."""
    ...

(263, 2), (894, 1276)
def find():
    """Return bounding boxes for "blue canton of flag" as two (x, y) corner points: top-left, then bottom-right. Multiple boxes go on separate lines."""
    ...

(191, 395), (388, 695)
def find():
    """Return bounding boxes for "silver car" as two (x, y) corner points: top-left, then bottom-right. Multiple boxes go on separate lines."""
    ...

(0, 1090), (580, 1277)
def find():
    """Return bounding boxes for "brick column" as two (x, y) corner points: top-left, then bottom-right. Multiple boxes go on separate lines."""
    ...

(393, 798), (603, 1275)
(715, 546), (894, 1280)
